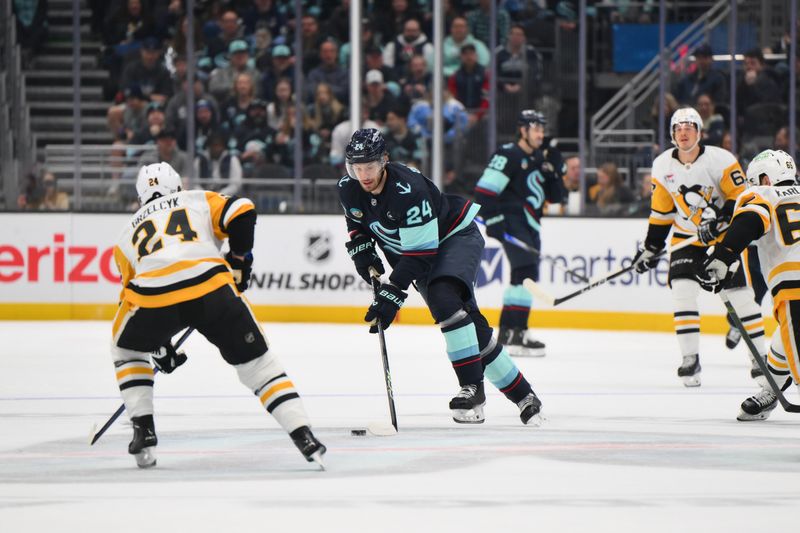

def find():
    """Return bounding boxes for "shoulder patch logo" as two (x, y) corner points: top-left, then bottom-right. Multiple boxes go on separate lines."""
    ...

(350, 208), (363, 218)
(338, 175), (351, 187)
(521, 159), (528, 170)
(396, 181), (412, 194)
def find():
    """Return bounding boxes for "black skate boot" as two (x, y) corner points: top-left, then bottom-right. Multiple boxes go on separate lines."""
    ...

(499, 326), (546, 357)
(737, 389), (777, 421)
(128, 415), (157, 468)
(677, 354), (701, 387)
(449, 382), (486, 424)
(517, 392), (543, 426)
(290, 426), (326, 469)
(725, 326), (742, 349)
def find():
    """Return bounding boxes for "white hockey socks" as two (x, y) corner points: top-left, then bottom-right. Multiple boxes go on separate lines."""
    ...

(671, 279), (701, 359)
(111, 345), (154, 418)
(235, 352), (310, 434)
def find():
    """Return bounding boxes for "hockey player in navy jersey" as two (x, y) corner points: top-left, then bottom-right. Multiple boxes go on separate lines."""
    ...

(338, 128), (543, 425)
(474, 110), (564, 357)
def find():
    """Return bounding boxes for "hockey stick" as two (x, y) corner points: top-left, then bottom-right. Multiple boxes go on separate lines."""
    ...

(524, 236), (700, 307)
(368, 267), (399, 435)
(474, 217), (590, 283)
(721, 294), (800, 413)
(89, 327), (196, 445)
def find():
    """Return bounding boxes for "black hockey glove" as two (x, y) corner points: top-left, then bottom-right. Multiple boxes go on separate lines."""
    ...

(484, 214), (507, 241)
(346, 234), (385, 283)
(632, 242), (663, 273)
(151, 343), (188, 374)
(697, 245), (740, 293)
(225, 251), (253, 292)
(365, 282), (407, 333)
(697, 206), (730, 245)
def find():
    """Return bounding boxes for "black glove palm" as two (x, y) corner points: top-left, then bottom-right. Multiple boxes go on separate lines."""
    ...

(698, 245), (740, 293)
(346, 234), (385, 283)
(225, 251), (253, 292)
(365, 282), (407, 333)
(484, 214), (507, 241)
(152, 343), (188, 374)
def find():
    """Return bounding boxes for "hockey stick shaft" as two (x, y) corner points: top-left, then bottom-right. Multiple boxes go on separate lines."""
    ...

(90, 327), (196, 445)
(474, 217), (590, 283)
(721, 295), (800, 413)
(526, 236), (699, 307)
(369, 268), (399, 432)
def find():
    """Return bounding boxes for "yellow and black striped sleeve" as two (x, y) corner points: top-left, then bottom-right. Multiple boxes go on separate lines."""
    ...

(719, 161), (747, 202)
(648, 179), (676, 226)
(113, 245), (135, 288)
(732, 190), (772, 233)
(205, 191), (255, 238)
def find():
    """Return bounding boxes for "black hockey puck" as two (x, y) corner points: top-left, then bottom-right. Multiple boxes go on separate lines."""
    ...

(350, 429), (367, 436)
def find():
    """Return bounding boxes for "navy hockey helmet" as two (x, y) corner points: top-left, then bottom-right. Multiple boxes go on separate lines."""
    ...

(345, 128), (387, 165)
(517, 109), (547, 128)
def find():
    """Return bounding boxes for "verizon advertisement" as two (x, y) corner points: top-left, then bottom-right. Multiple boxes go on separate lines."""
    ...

(0, 213), (730, 316)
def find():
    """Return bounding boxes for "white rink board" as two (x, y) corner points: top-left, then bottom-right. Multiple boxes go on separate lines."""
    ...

(0, 213), (733, 315)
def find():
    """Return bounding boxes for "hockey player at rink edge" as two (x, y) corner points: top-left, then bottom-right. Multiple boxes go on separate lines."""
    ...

(339, 128), (543, 425)
(632, 106), (768, 392)
(698, 149), (800, 422)
(473, 109), (564, 357)
(110, 162), (325, 469)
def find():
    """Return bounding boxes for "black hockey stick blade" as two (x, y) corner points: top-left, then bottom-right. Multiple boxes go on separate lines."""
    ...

(721, 296), (800, 413)
(90, 327), (196, 445)
(369, 268), (399, 433)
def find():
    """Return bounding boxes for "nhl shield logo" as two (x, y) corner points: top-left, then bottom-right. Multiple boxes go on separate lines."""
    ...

(306, 231), (332, 263)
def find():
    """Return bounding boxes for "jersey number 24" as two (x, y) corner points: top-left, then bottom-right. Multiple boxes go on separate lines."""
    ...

(132, 208), (198, 260)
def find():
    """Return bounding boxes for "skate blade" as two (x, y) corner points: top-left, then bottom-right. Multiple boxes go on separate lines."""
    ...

(309, 450), (326, 471)
(134, 447), (156, 469)
(522, 413), (544, 427)
(681, 375), (701, 387)
(451, 405), (486, 424)
(736, 411), (771, 422)
(506, 345), (546, 358)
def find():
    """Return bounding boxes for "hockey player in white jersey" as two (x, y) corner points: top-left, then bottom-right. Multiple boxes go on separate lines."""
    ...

(700, 149), (799, 420)
(110, 162), (325, 469)
(632, 107), (767, 387)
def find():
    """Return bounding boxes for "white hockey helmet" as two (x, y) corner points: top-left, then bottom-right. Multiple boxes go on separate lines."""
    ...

(745, 149), (797, 187)
(669, 107), (703, 149)
(136, 162), (182, 204)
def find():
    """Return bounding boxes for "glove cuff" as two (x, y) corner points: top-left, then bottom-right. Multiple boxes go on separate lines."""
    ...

(714, 244), (739, 265)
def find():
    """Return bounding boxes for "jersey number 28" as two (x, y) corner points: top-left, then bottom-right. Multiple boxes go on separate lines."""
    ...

(132, 208), (198, 259)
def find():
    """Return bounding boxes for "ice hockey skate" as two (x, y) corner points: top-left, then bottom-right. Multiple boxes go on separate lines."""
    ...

(128, 415), (157, 468)
(449, 382), (486, 423)
(290, 426), (327, 470)
(517, 392), (543, 426)
(737, 388), (777, 421)
(499, 326), (546, 357)
(677, 354), (701, 387)
(725, 326), (741, 349)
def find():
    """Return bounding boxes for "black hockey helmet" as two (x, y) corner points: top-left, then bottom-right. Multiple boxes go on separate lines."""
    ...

(345, 128), (387, 164)
(517, 109), (546, 128)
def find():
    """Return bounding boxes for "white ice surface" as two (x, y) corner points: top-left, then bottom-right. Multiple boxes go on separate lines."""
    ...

(1, 321), (799, 532)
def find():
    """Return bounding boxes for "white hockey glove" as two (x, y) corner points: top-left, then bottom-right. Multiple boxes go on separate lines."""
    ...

(697, 245), (740, 293)
(632, 242), (663, 274)
(697, 206), (729, 245)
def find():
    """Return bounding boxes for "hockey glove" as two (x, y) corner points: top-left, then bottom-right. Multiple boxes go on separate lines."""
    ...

(346, 234), (385, 283)
(225, 251), (253, 292)
(697, 206), (730, 245)
(151, 343), (188, 374)
(632, 242), (663, 273)
(484, 214), (507, 241)
(697, 245), (740, 293)
(365, 282), (407, 333)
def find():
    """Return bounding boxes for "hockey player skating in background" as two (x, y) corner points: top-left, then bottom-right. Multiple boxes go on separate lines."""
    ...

(339, 129), (543, 425)
(700, 149), (799, 421)
(110, 162), (325, 468)
(473, 110), (564, 357)
(632, 107), (767, 388)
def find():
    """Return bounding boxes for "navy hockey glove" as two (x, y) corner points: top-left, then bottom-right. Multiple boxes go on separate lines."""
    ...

(365, 282), (407, 333)
(632, 242), (663, 273)
(484, 214), (507, 241)
(697, 245), (740, 293)
(697, 206), (730, 245)
(346, 234), (385, 283)
(225, 251), (253, 292)
(151, 343), (188, 374)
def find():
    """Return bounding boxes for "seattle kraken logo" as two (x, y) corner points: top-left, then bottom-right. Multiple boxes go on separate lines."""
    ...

(525, 169), (546, 209)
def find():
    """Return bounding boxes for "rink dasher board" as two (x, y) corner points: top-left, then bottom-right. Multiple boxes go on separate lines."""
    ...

(0, 213), (774, 333)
